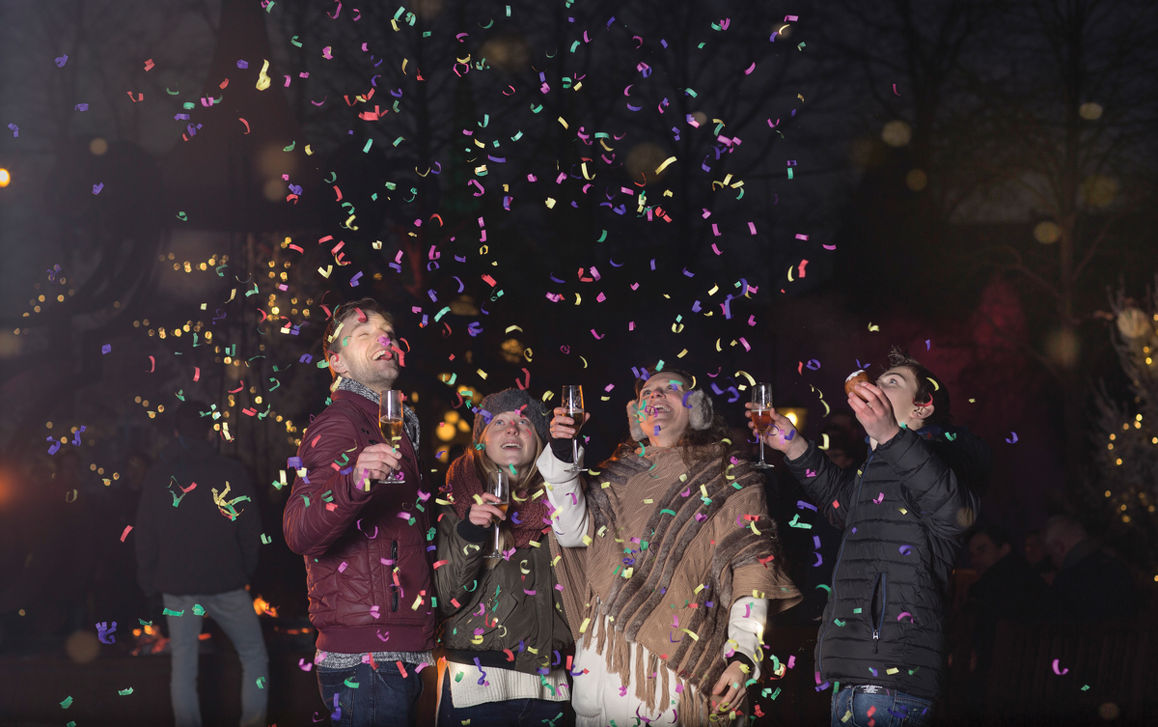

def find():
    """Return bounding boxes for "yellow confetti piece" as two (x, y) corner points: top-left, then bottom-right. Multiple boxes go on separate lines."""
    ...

(579, 617), (591, 633)
(655, 156), (677, 174)
(256, 59), (271, 91)
(886, 667), (900, 675)
(681, 628), (699, 641)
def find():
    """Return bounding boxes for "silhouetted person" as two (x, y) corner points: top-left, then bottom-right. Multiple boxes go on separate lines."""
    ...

(1044, 515), (1138, 623)
(1022, 528), (1056, 584)
(135, 402), (268, 727)
(964, 524), (1047, 690)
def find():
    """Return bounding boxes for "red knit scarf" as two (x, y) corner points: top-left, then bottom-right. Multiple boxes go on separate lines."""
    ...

(446, 453), (552, 550)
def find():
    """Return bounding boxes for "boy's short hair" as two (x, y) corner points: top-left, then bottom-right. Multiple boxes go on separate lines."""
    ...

(887, 346), (951, 427)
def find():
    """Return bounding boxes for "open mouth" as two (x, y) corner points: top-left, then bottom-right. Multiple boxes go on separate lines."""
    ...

(372, 350), (393, 361)
(500, 441), (523, 450)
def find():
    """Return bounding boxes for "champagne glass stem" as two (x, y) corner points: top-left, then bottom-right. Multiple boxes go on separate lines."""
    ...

(493, 524), (501, 556)
(758, 435), (766, 466)
(571, 438), (579, 468)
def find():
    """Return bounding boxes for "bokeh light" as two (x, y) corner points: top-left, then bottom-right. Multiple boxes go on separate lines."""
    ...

(881, 120), (912, 147)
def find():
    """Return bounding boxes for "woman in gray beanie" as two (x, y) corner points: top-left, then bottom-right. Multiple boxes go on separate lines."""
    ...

(434, 388), (575, 726)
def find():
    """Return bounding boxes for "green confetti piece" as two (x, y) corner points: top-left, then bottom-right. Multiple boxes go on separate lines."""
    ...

(344, 677), (360, 688)
(60, 696), (73, 709)
(192, 604), (206, 616)
(117, 687), (133, 696)
(161, 608), (184, 617)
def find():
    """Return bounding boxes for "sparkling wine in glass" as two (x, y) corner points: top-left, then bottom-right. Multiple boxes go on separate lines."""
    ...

(561, 385), (585, 472)
(485, 469), (510, 559)
(751, 383), (774, 470)
(378, 389), (407, 484)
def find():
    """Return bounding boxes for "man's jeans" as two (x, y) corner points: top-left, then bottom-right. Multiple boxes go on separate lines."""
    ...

(164, 589), (269, 727)
(830, 684), (932, 727)
(317, 660), (424, 727)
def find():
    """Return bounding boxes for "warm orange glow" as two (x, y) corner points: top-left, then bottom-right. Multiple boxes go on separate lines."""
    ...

(0, 168), (10, 187)
(0, 467), (16, 509)
(253, 595), (279, 618)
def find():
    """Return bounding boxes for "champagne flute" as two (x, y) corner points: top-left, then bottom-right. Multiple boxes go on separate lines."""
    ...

(485, 469), (510, 559)
(560, 385), (585, 472)
(378, 389), (406, 484)
(750, 383), (774, 470)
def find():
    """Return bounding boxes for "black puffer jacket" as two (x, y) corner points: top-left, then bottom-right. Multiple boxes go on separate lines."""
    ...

(785, 426), (986, 700)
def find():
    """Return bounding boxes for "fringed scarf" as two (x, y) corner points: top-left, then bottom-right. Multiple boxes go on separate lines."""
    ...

(447, 453), (553, 550)
(550, 446), (801, 725)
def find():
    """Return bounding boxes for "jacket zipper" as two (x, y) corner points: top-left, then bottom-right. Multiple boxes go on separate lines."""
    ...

(871, 572), (887, 653)
(390, 540), (400, 612)
(816, 450), (875, 677)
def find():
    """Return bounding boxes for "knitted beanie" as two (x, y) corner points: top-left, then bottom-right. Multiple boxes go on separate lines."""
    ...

(471, 388), (550, 445)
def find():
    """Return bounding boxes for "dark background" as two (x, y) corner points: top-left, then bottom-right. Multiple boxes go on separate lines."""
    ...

(1, 1), (1156, 724)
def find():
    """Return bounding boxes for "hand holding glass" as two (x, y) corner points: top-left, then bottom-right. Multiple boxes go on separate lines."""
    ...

(485, 470), (510, 559)
(560, 385), (585, 472)
(378, 390), (406, 484)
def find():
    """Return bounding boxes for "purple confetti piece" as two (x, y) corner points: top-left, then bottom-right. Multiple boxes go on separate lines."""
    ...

(92, 183), (104, 195)
(7, 123), (18, 137)
(74, 103), (89, 112)
(54, 55), (69, 67)
(95, 621), (117, 644)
